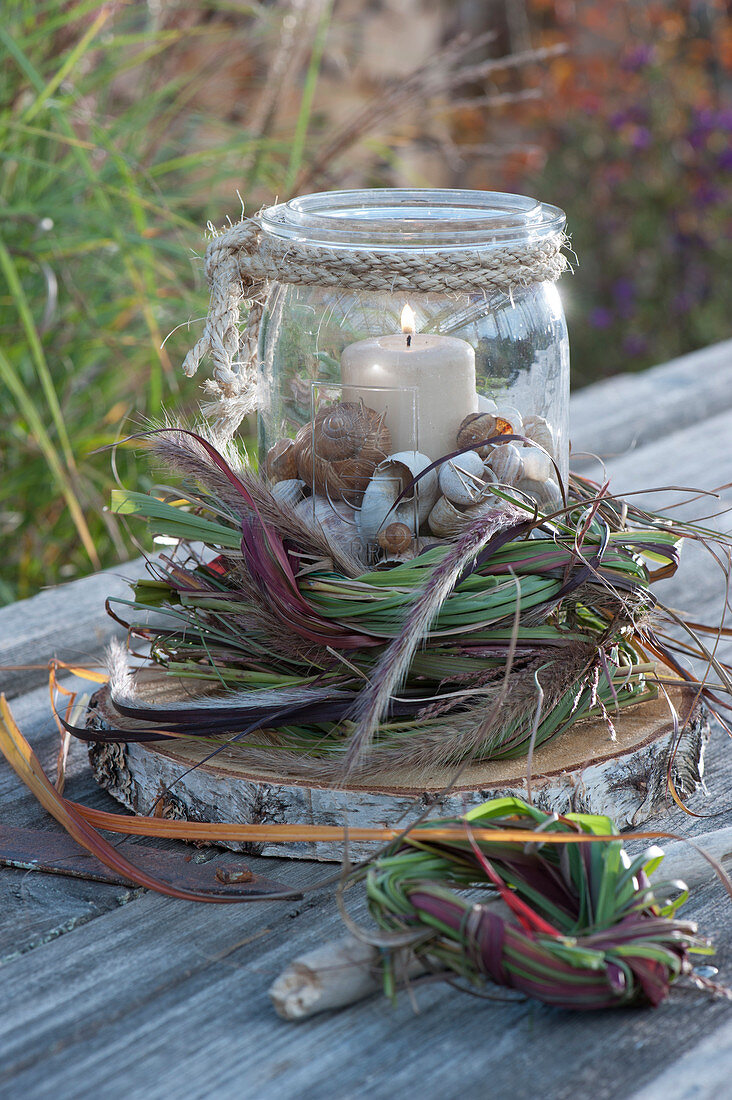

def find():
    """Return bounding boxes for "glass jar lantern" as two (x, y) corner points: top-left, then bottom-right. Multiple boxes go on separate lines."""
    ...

(254, 189), (569, 560)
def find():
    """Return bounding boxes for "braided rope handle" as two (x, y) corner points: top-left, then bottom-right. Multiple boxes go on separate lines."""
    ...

(183, 212), (569, 437)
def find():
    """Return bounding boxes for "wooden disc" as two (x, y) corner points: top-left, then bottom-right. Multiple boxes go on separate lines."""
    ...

(88, 678), (708, 862)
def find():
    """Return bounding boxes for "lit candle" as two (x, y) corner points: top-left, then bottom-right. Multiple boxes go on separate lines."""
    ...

(340, 305), (478, 460)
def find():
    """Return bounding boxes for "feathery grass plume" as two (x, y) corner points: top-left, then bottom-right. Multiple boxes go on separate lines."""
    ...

(362, 796), (711, 1009)
(143, 422), (365, 577)
(343, 502), (531, 772)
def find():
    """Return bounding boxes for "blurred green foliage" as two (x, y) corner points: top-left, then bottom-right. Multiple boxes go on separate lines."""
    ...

(1, 0), (730, 603)
(0, 2), (296, 602)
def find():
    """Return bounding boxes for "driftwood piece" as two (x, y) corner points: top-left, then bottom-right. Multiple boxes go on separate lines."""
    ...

(270, 826), (732, 1021)
(87, 677), (709, 862)
(269, 936), (427, 1021)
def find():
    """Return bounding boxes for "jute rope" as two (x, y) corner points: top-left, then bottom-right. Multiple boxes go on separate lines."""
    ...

(183, 211), (569, 437)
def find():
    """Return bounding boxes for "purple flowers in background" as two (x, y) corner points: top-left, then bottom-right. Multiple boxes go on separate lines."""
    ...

(694, 181), (724, 208)
(620, 45), (655, 73)
(622, 334), (649, 358)
(609, 106), (649, 130)
(630, 126), (652, 150)
(589, 283), (638, 333)
(613, 279), (636, 319)
(589, 307), (614, 330)
(673, 291), (695, 314)
(717, 148), (732, 173)
(529, 5), (732, 381)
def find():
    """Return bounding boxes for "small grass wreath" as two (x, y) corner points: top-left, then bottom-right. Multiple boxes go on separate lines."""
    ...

(364, 797), (709, 1009)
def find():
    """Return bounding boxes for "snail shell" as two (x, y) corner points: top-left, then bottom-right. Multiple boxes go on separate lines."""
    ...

(266, 438), (298, 483)
(485, 443), (523, 486)
(493, 405), (524, 438)
(377, 522), (413, 555)
(428, 495), (467, 538)
(456, 414), (498, 459)
(523, 415), (555, 457)
(294, 495), (365, 558)
(359, 451), (438, 542)
(438, 451), (490, 506)
(428, 494), (499, 537)
(521, 448), (553, 483)
(518, 477), (563, 512)
(477, 394), (498, 414)
(294, 402), (391, 504)
(374, 534), (440, 568)
(271, 478), (307, 507)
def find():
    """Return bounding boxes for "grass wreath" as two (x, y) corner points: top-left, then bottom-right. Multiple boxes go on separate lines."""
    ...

(364, 797), (710, 1009)
(69, 425), (732, 780)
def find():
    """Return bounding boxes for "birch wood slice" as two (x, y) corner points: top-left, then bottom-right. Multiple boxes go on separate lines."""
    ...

(88, 677), (709, 862)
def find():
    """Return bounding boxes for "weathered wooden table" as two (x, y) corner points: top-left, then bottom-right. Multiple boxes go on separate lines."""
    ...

(2, 341), (731, 1100)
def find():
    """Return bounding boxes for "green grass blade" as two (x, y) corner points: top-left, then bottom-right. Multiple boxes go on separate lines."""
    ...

(0, 346), (99, 568)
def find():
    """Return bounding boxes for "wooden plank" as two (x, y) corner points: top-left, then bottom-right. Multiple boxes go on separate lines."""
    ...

(602, 404), (732, 512)
(0, 682), (147, 960)
(630, 1018), (732, 1100)
(0, 357), (730, 1096)
(602, 405), (732, 677)
(570, 338), (732, 463)
(0, 558), (149, 699)
(0, 781), (729, 1099)
(0, 868), (136, 967)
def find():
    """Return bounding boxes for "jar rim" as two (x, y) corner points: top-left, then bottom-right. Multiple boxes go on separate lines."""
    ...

(259, 188), (565, 251)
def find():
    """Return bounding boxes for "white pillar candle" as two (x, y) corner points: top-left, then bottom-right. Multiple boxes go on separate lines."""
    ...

(340, 307), (478, 461)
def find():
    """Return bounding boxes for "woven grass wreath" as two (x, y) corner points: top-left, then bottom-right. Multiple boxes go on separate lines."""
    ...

(76, 425), (730, 779)
(363, 797), (708, 1010)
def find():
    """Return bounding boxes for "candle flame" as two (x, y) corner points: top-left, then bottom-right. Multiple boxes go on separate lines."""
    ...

(400, 303), (416, 335)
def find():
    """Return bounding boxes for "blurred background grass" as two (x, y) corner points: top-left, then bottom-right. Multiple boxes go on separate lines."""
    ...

(1, 0), (730, 603)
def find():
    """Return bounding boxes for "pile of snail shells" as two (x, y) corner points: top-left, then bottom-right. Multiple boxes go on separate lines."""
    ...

(445, 407), (563, 524)
(263, 399), (563, 564)
(428, 449), (497, 537)
(359, 450), (439, 545)
(266, 401), (392, 505)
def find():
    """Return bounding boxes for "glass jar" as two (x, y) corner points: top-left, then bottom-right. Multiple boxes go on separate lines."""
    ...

(256, 188), (568, 559)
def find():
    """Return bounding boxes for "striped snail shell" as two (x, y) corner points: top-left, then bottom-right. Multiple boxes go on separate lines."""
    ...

(523, 415), (555, 457)
(293, 496), (365, 559)
(493, 405), (524, 437)
(294, 402), (391, 505)
(438, 450), (490, 506)
(266, 438), (298, 483)
(518, 477), (563, 512)
(456, 413), (498, 458)
(359, 451), (438, 542)
(377, 522), (413, 555)
(428, 495), (468, 538)
(271, 478), (307, 507)
(521, 447), (553, 482)
(485, 442), (523, 486)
